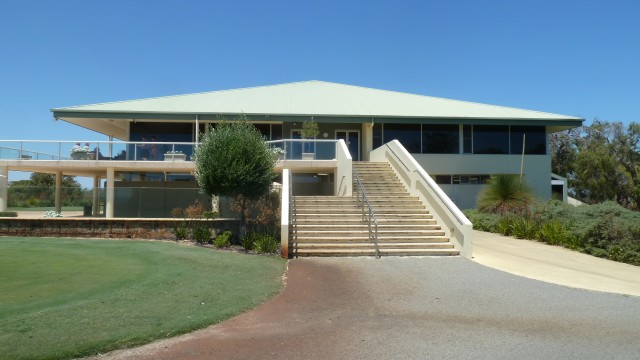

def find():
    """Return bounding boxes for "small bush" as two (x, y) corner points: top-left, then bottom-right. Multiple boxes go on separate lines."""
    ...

(171, 208), (189, 240)
(509, 216), (539, 239)
(203, 211), (219, 219)
(242, 233), (257, 252)
(253, 233), (279, 254)
(192, 223), (212, 244)
(538, 220), (580, 248)
(464, 210), (501, 232)
(0, 211), (18, 217)
(214, 231), (233, 248)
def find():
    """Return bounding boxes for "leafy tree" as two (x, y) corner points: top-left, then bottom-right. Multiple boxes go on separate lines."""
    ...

(555, 121), (640, 210)
(477, 174), (533, 214)
(194, 118), (277, 237)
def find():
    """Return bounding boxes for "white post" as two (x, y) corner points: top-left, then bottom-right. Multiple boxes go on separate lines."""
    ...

(0, 167), (8, 212)
(55, 171), (62, 214)
(92, 176), (100, 216)
(106, 168), (115, 218)
(195, 115), (200, 145)
(520, 134), (526, 184)
(280, 169), (290, 258)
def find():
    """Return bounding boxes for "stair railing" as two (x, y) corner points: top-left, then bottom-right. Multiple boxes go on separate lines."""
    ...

(353, 169), (380, 258)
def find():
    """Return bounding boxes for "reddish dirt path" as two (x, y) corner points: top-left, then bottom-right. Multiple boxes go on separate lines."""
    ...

(92, 258), (368, 360)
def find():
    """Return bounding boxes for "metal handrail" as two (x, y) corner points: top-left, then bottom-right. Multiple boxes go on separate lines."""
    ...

(353, 169), (379, 258)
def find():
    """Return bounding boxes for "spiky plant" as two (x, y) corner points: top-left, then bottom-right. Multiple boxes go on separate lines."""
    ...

(477, 174), (533, 214)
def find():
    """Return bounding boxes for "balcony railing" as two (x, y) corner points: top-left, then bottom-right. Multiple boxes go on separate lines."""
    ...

(0, 139), (340, 162)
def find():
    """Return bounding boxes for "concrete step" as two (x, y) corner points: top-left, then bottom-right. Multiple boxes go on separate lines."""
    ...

(291, 247), (459, 257)
(294, 235), (450, 242)
(295, 230), (447, 237)
(294, 213), (434, 220)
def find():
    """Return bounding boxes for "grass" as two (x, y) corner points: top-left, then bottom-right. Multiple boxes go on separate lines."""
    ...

(0, 237), (287, 360)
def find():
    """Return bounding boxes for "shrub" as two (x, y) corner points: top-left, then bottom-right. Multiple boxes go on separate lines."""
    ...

(252, 233), (279, 254)
(203, 211), (219, 219)
(464, 209), (501, 232)
(170, 208), (189, 240)
(192, 223), (212, 244)
(242, 232), (257, 252)
(0, 211), (18, 217)
(538, 220), (579, 248)
(477, 174), (533, 214)
(509, 216), (540, 239)
(496, 216), (514, 236)
(214, 231), (233, 248)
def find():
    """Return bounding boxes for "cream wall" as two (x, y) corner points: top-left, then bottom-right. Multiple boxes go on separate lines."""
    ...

(411, 154), (552, 209)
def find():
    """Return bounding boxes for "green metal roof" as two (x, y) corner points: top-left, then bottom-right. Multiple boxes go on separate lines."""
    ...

(51, 81), (583, 138)
(53, 80), (582, 120)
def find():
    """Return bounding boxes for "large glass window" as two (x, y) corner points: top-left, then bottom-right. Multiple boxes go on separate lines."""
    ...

(510, 126), (546, 154)
(384, 123), (421, 153)
(463, 125), (472, 154)
(472, 125), (509, 154)
(422, 124), (459, 153)
(373, 124), (383, 149)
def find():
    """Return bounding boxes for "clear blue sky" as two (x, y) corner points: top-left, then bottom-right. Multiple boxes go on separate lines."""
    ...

(1, 0), (638, 181)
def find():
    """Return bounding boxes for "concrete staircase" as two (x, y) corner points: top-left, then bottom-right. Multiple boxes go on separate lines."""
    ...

(289, 162), (459, 257)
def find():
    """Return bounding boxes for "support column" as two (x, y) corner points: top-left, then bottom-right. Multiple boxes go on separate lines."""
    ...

(92, 176), (100, 216)
(106, 168), (115, 218)
(362, 122), (374, 161)
(55, 171), (62, 214)
(0, 166), (8, 212)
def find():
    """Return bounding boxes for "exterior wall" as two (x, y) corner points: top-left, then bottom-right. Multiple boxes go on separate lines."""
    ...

(113, 181), (210, 218)
(412, 153), (551, 209)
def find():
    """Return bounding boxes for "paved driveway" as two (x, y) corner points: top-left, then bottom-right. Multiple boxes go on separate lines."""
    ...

(94, 257), (640, 360)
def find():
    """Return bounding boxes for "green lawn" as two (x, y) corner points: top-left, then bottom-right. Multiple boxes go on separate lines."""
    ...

(0, 237), (287, 360)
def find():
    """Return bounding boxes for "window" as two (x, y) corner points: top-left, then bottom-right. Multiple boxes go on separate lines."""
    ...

(383, 123), (421, 153)
(435, 174), (490, 185)
(472, 125), (509, 154)
(422, 124), (459, 153)
(510, 126), (546, 155)
(373, 124), (383, 149)
(463, 125), (472, 154)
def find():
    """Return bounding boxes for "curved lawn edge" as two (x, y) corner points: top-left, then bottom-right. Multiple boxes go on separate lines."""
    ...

(0, 237), (287, 360)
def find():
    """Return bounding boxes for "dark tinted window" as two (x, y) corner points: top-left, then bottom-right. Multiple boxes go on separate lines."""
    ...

(422, 124), (459, 153)
(373, 124), (383, 149)
(384, 123), (421, 153)
(510, 126), (546, 154)
(463, 125), (472, 154)
(473, 125), (509, 154)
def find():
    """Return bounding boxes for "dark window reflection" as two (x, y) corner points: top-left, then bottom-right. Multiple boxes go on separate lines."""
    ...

(473, 125), (509, 154)
(510, 126), (546, 155)
(384, 123), (421, 153)
(422, 124), (459, 153)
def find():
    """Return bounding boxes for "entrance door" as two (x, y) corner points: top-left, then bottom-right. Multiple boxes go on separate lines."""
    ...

(336, 130), (360, 161)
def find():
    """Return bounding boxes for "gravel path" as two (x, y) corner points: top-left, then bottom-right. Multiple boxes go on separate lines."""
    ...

(91, 257), (640, 360)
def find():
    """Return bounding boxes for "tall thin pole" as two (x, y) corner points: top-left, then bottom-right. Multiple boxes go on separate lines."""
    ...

(520, 134), (526, 184)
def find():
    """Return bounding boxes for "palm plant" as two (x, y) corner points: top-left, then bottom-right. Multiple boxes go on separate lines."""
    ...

(477, 174), (533, 214)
